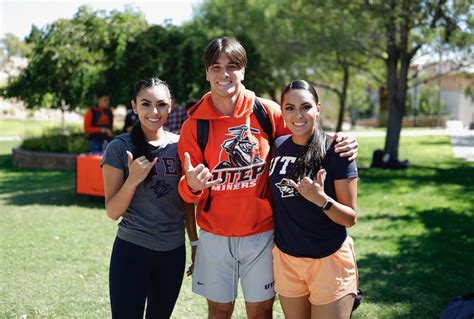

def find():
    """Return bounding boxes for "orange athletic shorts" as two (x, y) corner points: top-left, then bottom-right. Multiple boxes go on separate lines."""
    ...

(272, 236), (358, 305)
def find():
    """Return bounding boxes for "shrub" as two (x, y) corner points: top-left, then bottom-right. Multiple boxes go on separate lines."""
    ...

(21, 131), (89, 154)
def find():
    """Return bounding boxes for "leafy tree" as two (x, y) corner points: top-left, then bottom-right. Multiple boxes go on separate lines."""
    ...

(351, 0), (474, 165)
(266, 0), (383, 131)
(111, 23), (208, 105)
(167, 20), (221, 103)
(25, 25), (42, 46)
(113, 8), (280, 105)
(3, 5), (148, 112)
(0, 33), (32, 63)
(98, 6), (149, 105)
(195, 0), (382, 131)
(254, 0), (473, 163)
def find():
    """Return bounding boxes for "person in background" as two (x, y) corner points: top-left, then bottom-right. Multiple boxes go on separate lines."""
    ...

(123, 105), (139, 134)
(163, 99), (196, 134)
(270, 80), (358, 319)
(84, 92), (114, 153)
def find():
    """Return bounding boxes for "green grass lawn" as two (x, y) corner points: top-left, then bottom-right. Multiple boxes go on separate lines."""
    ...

(0, 118), (122, 138)
(0, 119), (82, 137)
(1, 135), (473, 318)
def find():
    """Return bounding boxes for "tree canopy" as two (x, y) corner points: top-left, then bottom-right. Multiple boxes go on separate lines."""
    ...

(2, 0), (473, 166)
(4, 6), (148, 110)
(353, 0), (474, 164)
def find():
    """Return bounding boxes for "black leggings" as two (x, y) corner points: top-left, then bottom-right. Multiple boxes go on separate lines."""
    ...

(109, 237), (185, 319)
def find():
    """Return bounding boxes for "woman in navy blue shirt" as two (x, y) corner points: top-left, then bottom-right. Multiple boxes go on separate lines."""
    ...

(269, 80), (358, 319)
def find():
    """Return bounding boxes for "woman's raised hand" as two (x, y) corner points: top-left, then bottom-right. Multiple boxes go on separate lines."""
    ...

(289, 169), (327, 206)
(126, 151), (158, 186)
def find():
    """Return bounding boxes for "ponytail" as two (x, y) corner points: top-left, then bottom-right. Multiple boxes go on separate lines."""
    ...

(290, 123), (332, 181)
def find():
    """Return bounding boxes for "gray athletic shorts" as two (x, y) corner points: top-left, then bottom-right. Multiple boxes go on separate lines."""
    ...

(192, 229), (275, 303)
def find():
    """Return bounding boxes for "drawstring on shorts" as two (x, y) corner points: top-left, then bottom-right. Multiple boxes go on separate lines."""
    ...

(228, 237), (240, 303)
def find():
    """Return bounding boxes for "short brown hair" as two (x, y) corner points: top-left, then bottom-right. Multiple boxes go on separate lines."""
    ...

(202, 37), (247, 70)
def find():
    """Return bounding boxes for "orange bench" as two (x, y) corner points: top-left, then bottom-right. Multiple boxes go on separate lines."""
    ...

(76, 154), (104, 196)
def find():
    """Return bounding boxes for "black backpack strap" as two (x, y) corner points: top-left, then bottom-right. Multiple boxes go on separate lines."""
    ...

(197, 119), (212, 212)
(253, 98), (274, 145)
(197, 119), (209, 157)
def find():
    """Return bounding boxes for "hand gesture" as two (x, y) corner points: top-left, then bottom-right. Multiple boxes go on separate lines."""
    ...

(333, 132), (358, 161)
(289, 169), (327, 206)
(126, 151), (158, 186)
(186, 246), (197, 276)
(184, 152), (221, 192)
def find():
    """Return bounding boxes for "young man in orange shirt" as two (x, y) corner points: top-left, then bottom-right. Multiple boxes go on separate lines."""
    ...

(178, 37), (358, 319)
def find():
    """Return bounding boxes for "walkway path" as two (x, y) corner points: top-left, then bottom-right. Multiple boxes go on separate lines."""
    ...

(2, 128), (473, 161)
(0, 136), (21, 141)
(343, 128), (474, 162)
(350, 128), (451, 137)
(450, 130), (474, 162)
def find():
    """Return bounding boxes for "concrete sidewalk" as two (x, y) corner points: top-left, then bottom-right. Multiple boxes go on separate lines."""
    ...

(2, 128), (473, 161)
(450, 130), (474, 162)
(338, 128), (474, 162)
(0, 136), (21, 141)
(350, 128), (451, 137)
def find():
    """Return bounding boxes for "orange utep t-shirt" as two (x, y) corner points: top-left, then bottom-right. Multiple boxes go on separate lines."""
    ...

(178, 89), (289, 237)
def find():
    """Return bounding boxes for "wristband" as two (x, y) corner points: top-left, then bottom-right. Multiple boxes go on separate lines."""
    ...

(189, 239), (199, 247)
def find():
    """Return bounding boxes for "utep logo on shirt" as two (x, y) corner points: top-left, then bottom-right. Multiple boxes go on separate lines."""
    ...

(275, 178), (297, 198)
(269, 156), (299, 198)
(149, 155), (179, 199)
(210, 124), (266, 192)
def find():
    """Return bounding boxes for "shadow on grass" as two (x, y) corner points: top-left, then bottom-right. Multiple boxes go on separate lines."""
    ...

(358, 207), (474, 318)
(6, 187), (105, 207)
(0, 154), (103, 208)
(417, 139), (451, 146)
(357, 212), (417, 223)
(358, 161), (474, 202)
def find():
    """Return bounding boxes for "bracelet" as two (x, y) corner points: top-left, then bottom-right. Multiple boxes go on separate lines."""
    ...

(189, 239), (199, 247)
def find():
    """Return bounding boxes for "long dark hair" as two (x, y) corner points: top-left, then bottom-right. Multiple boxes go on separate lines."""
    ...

(130, 77), (171, 184)
(280, 80), (332, 181)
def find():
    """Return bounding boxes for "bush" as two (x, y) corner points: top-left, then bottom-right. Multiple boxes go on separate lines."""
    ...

(21, 132), (89, 154)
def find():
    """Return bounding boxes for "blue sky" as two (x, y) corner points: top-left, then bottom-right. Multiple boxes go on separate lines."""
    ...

(0, 0), (201, 39)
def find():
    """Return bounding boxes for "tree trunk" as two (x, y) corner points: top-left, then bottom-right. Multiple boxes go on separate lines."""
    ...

(383, 1), (404, 164)
(336, 65), (349, 132)
(383, 61), (403, 163)
(61, 99), (66, 134)
(383, 0), (414, 165)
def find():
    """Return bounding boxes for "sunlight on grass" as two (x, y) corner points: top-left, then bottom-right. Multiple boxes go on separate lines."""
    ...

(1, 135), (473, 318)
(0, 118), (82, 137)
(0, 118), (123, 138)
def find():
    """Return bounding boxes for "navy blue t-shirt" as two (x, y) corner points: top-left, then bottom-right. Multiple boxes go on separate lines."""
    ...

(269, 135), (358, 258)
